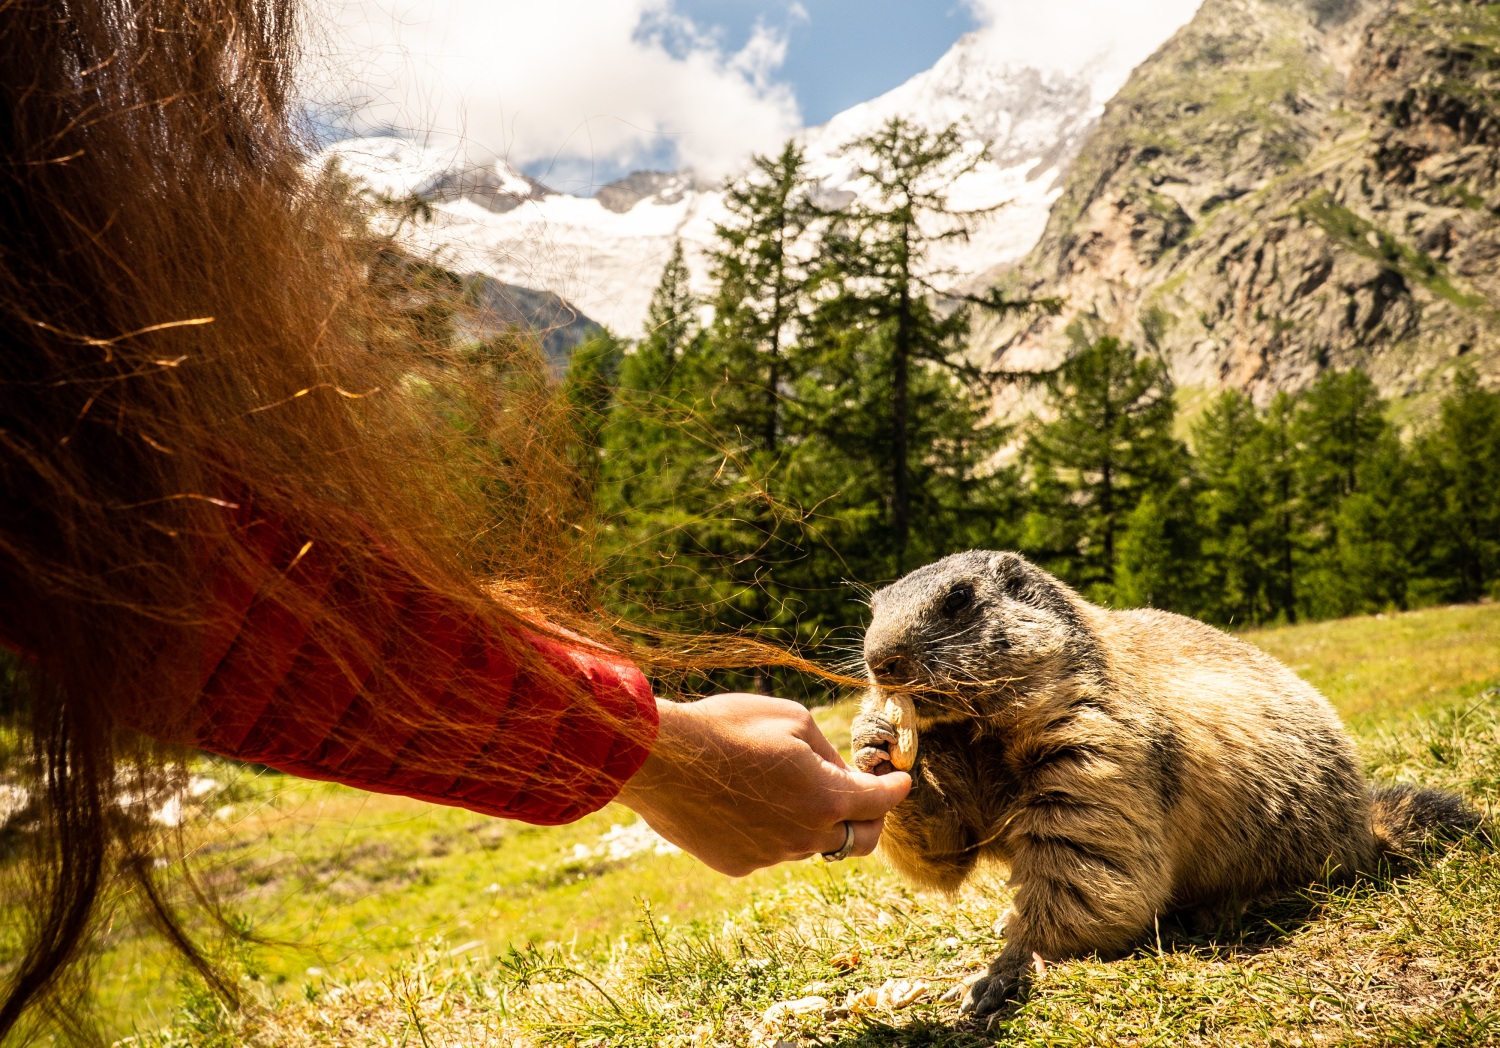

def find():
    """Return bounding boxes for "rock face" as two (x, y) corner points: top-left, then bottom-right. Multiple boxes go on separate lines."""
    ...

(973, 0), (1500, 409)
(461, 276), (603, 376)
(594, 171), (699, 214)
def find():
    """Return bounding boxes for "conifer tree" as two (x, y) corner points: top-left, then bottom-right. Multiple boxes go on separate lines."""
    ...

(596, 244), (723, 633)
(1292, 370), (1393, 617)
(1021, 330), (1185, 604)
(811, 117), (1025, 578)
(1115, 481), (1203, 613)
(1257, 392), (1304, 623)
(601, 165), (835, 693)
(699, 145), (829, 685)
(1294, 369), (1391, 515)
(1407, 368), (1500, 602)
(1332, 430), (1418, 613)
(561, 329), (625, 485)
(1191, 390), (1275, 624)
(634, 241), (700, 391)
(709, 142), (822, 457)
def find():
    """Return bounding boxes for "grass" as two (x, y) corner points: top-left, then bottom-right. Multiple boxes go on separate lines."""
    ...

(46, 603), (1500, 1044)
(1242, 601), (1500, 730)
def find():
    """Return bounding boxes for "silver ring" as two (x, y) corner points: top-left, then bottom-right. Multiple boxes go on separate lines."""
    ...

(821, 820), (856, 863)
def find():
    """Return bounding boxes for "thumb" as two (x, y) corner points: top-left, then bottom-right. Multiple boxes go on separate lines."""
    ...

(827, 765), (912, 822)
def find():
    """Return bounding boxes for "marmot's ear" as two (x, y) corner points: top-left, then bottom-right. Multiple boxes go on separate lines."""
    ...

(987, 551), (1026, 575)
(988, 552), (1032, 597)
(986, 551), (1023, 572)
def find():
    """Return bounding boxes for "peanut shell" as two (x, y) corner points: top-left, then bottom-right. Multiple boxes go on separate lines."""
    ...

(881, 692), (918, 771)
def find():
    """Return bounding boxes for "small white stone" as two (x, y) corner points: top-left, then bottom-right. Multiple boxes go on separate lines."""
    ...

(761, 996), (829, 1023)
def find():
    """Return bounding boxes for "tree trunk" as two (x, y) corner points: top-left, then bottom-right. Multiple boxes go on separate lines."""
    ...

(893, 281), (911, 576)
(1100, 361), (1116, 588)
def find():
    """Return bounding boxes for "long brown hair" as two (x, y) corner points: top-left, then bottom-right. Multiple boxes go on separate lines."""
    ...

(0, 0), (610, 1035)
(0, 0), (849, 1035)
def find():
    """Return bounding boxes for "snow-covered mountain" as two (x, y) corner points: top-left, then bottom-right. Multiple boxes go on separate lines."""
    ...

(318, 17), (1192, 339)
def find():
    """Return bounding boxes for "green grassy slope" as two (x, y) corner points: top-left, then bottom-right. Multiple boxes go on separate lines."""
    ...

(77, 603), (1500, 1044)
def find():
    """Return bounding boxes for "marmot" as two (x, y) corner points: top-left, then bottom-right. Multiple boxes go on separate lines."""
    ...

(852, 551), (1482, 1019)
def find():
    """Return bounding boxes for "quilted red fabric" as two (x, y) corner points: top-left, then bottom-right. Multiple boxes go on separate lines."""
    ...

(185, 501), (658, 824)
(0, 499), (659, 826)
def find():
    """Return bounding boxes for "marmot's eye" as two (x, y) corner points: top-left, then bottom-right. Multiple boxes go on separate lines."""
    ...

(940, 583), (974, 617)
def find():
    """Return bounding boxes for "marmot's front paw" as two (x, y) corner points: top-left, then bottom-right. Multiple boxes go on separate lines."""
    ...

(852, 691), (919, 773)
(851, 713), (898, 775)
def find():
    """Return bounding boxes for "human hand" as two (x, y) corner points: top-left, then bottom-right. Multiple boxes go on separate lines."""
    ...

(616, 694), (912, 877)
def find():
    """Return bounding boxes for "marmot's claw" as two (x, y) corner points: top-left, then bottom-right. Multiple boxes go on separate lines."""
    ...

(959, 970), (1019, 1019)
(853, 745), (895, 775)
(851, 714), (898, 752)
(851, 713), (899, 774)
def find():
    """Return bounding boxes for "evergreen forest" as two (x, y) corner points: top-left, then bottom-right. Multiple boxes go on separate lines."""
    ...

(459, 121), (1500, 695)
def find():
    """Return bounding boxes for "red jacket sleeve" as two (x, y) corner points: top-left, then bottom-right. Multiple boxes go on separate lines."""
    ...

(183, 503), (658, 826)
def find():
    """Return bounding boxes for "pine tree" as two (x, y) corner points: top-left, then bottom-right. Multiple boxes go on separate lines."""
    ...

(1407, 368), (1500, 602)
(596, 244), (722, 634)
(602, 242), (703, 531)
(1258, 392), (1304, 623)
(1292, 369), (1393, 617)
(600, 167), (835, 692)
(1115, 480), (1203, 614)
(1332, 430), (1418, 613)
(635, 241), (700, 392)
(790, 305), (1020, 613)
(699, 146), (830, 686)
(1294, 370), (1391, 514)
(1021, 330), (1186, 605)
(813, 117), (1026, 578)
(708, 142), (822, 458)
(1191, 390), (1275, 624)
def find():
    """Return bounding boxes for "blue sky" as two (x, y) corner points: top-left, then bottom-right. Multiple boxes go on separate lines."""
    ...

(670, 1), (980, 126)
(311, 0), (1202, 191)
(313, 0), (988, 188)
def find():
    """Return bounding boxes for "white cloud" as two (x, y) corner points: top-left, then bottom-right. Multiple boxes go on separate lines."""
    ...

(304, 0), (800, 185)
(965, 0), (1205, 97)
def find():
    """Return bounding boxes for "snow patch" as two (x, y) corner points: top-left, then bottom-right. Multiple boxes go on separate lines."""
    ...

(314, 7), (1198, 338)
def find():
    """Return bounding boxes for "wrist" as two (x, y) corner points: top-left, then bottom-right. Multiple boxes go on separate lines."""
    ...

(618, 697), (683, 814)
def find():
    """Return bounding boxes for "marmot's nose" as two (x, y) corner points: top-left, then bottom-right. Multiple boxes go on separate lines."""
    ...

(868, 650), (917, 685)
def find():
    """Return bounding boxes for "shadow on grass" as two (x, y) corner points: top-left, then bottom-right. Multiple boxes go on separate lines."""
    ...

(798, 893), (1343, 1048)
(821, 1015), (993, 1047)
(1153, 886), (1328, 955)
(1152, 821), (1492, 959)
(817, 835), (1494, 1048)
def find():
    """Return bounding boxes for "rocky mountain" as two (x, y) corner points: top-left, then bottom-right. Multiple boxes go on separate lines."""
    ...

(972, 0), (1500, 412)
(461, 276), (603, 375)
(318, 10), (1206, 340)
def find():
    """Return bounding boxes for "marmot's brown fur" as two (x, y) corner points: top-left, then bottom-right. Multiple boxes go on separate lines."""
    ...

(852, 551), (1482, 1018)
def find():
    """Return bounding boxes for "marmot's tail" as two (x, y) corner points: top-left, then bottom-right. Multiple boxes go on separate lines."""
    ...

(1370, 784), (1487, 857)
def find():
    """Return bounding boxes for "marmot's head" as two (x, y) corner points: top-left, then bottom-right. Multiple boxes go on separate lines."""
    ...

(864, 551), (1090, 722)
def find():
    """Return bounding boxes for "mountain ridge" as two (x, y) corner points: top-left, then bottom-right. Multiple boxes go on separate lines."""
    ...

(317, 12), (1206, 339)
(972, 0), (1500, 414)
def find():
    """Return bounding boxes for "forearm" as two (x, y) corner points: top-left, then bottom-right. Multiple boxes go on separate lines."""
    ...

(173, 500), (659, 825)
